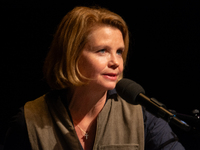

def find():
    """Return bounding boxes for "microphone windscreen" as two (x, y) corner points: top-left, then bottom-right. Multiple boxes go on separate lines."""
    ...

(116, 78), (145, 104)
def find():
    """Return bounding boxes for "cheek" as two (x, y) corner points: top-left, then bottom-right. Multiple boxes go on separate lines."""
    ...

(120, 64), (124, 73)
(78, 56), (106, 78)
(118, 59), (124, 73)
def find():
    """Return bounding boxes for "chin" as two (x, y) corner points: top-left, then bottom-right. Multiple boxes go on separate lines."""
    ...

(91, 78), (117, 91)
(103, 83), (117, 91)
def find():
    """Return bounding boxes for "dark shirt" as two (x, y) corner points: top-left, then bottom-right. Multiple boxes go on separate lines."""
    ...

(3, 90), (185, 150)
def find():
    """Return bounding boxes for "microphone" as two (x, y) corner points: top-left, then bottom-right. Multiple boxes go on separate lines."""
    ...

(116, 78), (190, 131)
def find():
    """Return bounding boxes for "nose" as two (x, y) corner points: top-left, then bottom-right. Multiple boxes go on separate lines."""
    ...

(108, 53), (119, 69)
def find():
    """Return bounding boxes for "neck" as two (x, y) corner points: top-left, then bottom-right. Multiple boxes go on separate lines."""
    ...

(68, 85), (107, 124)
(67, 85), (108, 150)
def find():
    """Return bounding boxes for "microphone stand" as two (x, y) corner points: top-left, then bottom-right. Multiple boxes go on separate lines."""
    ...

(168, 109), (200, 150)
(169, 109), (200, 134)
(137, 94), (191, 131)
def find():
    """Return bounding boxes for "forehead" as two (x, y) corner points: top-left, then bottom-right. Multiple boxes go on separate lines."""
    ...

(87, 26), (124, 47)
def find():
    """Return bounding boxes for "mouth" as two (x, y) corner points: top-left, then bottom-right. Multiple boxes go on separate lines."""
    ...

(102, 73), (118, 81)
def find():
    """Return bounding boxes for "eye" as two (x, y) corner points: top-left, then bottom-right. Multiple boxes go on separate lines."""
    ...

(98, 49), (106, 53)
(116, 49), (124, 55)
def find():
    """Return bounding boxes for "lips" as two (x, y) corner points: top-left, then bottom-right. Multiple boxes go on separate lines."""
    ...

(102, 73), (118, 81)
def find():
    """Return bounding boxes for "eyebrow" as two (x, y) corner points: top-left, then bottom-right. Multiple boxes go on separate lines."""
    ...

(91, 45), (125, 51)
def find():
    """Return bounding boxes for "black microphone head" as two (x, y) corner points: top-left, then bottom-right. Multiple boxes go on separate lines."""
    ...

(116, 78), (145, 104)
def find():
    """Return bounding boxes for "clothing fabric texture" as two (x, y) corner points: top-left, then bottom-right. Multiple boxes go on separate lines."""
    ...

(24, 90), (144, 150)
(3, 89), (185, 150)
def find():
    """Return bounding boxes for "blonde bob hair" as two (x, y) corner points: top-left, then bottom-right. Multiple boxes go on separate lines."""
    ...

(43, 6), (129, 90)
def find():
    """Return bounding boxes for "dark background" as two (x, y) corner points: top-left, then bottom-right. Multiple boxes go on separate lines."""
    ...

(1, 1), (200, 149)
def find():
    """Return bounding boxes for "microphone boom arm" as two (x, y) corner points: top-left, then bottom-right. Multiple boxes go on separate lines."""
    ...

(138, 93), (191, 131)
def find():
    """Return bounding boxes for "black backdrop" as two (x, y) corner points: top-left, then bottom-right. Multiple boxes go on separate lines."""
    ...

(1, 1), (200, 149)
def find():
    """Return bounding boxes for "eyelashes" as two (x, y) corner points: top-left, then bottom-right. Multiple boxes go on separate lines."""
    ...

(97, 48), (124, 56)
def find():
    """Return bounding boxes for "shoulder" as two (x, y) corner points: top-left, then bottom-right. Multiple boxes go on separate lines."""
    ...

(24, 90), (62, 116)
(143, 108), (185, 150)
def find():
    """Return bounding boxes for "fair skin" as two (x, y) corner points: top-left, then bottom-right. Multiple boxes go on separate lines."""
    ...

(69, 26), (125, 150)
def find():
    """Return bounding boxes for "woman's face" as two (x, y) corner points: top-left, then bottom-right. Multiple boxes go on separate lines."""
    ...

(78, 26), (125, 91)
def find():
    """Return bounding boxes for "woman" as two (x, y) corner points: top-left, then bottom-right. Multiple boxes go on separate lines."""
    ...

(4, 6), (185, 150)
